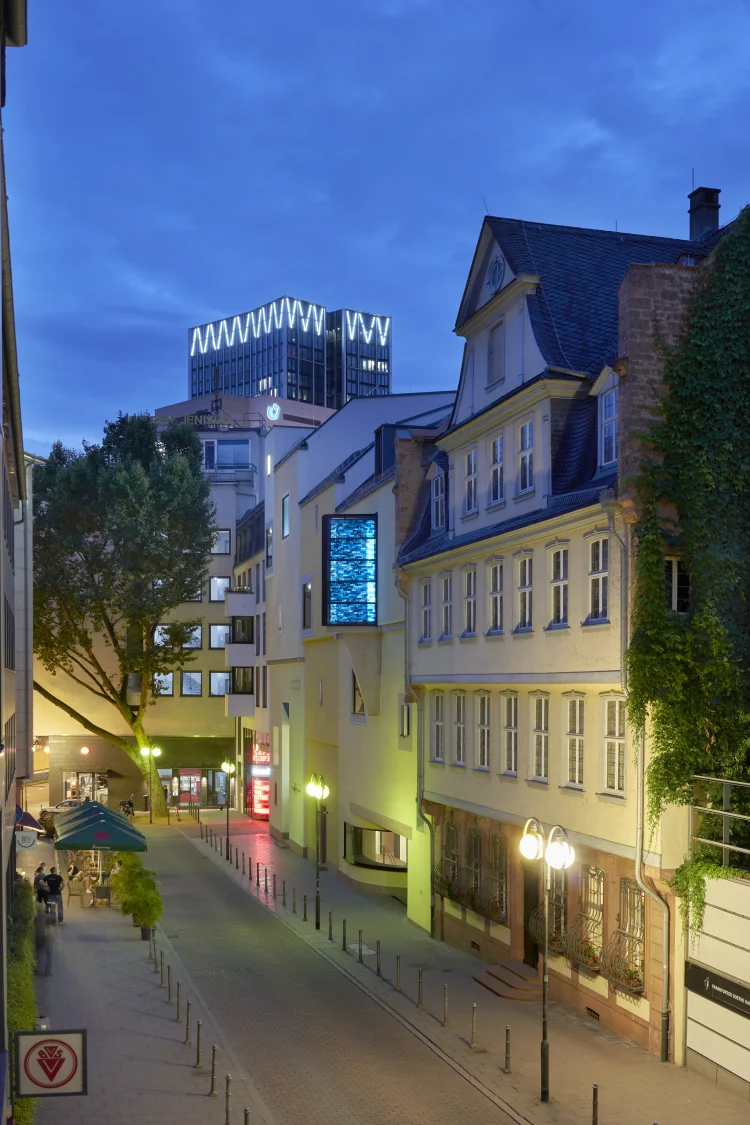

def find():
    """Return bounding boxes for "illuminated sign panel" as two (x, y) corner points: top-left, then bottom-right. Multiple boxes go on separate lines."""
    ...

(190, 298), (326, 355)
(323, 516), (377, 626)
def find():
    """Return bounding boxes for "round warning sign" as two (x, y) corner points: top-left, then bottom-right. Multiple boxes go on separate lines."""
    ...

(15, 1031), (87, 1097)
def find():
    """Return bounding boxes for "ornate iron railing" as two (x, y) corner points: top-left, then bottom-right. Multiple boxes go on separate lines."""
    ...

(559, 913), (602, 972)
(473, 876), (508, 923)
(600, 928), (644, 993)
(432, 858), (458, 898)
(528, 903), (565, 952)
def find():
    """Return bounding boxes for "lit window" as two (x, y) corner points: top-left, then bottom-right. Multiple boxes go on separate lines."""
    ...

(463, 569), (477, 636)
(209, 671), (231, 697)
(489, 436), (504, 505)
(302, 580), (312, 630)
(181, 671), (202, 696)
(567, 696), (584, 786)
(154, 672), (173, 696)
(518, 421), (534, 493)
(440, 574), (452, 639)
(488, 562), (503, 633)
(323, 516), (377, 626)
(605, 697), (626, 792)
(550, 548), (568, 626)
(266, 527), (273, 569)
(432, 474), (446, 530)
(183, 625), (202, 649)
(209, 577), (230, 603)
(464, 449), (478, 514)
(532, 694), (549, 780)
(209, 624), (230, 649)
(266, 454), (272, 477)
(281, 494), (290, 539)
(212, 529), (231, 554)
(600, 388), (618, 466)
(589, 539), (609, 620)
(665, 558), (690, 613)
(421, 581), (432, 642)
(477, 693), (490, 770)
(352, 670), (365, 717)
(518, 556), (532, 630)
(432, 692), (444, 761)
(503, 693), (518, 773)
(453, 692), (466, 765)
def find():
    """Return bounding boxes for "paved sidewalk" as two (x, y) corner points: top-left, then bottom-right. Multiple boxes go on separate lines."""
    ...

(188, 809), (745, 1125)
(34, 837), (265, 1125)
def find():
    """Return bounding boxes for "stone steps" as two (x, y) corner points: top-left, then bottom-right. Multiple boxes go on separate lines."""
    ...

(474, 960), (542, 1002)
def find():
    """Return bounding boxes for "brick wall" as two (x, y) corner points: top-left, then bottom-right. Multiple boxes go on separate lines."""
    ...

(393, 435), (435, 550)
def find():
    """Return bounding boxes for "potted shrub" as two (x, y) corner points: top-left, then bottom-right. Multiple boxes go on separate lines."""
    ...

(133, 886), (163, 939)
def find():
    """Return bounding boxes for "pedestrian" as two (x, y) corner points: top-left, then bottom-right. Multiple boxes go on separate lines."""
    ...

(67, 860), (79, 880)
(34, 903), (56, 976)
(33, 864), (49, 907)
(45, 867), (65, 924)
(170, 792), (181, 822)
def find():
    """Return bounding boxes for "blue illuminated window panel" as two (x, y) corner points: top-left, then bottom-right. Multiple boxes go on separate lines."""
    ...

(323, 516), (378, 626)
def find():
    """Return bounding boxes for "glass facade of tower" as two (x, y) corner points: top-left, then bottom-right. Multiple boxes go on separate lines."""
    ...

(189, 297), (391, 410)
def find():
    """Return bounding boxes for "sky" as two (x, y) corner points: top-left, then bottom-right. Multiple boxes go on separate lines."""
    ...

(4, 0), (750, 456)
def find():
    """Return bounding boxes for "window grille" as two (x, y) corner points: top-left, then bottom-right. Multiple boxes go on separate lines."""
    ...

(465, 826), (482, 899)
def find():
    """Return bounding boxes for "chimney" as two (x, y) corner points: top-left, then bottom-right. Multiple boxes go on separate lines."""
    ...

(688, 186), (721, 241)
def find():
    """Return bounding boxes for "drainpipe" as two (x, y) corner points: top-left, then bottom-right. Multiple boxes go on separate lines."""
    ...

(601, 490), (670, 1062)
(396, 572), (435, 939)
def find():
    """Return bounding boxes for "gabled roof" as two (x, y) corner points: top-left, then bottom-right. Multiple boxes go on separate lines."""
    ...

(458, 217), (704, 376)
(298, 446), (373, 507)
(336, 464), (396, 513)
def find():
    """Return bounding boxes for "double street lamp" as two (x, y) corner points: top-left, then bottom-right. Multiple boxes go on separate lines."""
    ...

(519, 817), (575, 1104)
(221, 760), (235, 861)
(140, 746), (162, 824)
(306, 773), (329, 930)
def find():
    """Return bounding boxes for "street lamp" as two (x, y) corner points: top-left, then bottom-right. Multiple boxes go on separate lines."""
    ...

(519, 817), (575, 1104)
(306, 773), (329, 930)
(140, 747), (162, 824)
(221, 761), (235, 861)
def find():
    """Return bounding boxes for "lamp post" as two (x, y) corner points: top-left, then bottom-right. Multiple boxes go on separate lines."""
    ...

(306, 773), (329, 930)
(221, 761), (235, 861)
(519, 817), (575, 1104)
(140, 747), (162, 823)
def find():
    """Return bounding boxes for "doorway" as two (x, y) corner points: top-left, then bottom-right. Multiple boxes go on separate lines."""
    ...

(523, 864), (540, 968)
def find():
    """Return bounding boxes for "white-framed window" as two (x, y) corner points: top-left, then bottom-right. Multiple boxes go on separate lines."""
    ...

(566, 695), (585, 787)
(476, 693), (491, 770)
(453, 692), (466, 765)
(420, 581), (432, 642)
(503, 692), (518, 773)
(489, 435), (504, 505)
(665, 558), (690, 613)
(432, 474), (446, 530)
(212, 529), (231, 554)
(550, 547), (569, 626)
(183, 625), (202, 649)
(604, 697), (626, 793)
(281, 494), (290, 539)
(517, 556), (532, 630)
(463, 569), (477, 636)
(488, 321), (505, 385)
(440, 574), (452, 640)
(531, 694), (549, 780)
(600, 387), (618, 466)
(432, 691), (445, 761)
(518, 420), (534, 493)
(488, 561), (503, 633)
(464, 449), (478, 514)
(352, 669), (365, 717)
(589, 538), (609, 620)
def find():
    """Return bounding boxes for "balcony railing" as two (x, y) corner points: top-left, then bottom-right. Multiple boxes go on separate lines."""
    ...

(528, 903), (566, 952)
(431, 863), (508, 923)
(202, 466), (255, 484)
(558, 913), (603, 972)
(600, 929), (644, 993)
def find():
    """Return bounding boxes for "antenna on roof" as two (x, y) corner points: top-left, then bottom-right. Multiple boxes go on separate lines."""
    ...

(615, 220), (618, 232)
(482, 196), (489, 215)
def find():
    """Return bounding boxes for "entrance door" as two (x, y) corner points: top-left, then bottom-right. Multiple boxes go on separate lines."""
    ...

(523, 865), (540, 968)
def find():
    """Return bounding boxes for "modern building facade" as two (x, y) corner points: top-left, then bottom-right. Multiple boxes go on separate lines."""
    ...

(189, 298), (392, 410)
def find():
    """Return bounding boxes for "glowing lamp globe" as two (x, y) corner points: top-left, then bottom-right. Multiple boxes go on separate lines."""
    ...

(546, 838), (575, 870)
(152, 748), (162, 758)
(519, 830), (543, 861)
(80, 746), (90, 756)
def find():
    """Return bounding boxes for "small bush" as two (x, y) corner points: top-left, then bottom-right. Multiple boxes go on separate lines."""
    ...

(8, 877), (38, 1125)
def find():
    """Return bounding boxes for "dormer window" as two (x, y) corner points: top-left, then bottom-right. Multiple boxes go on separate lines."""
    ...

(432, 474), (446, 530)
(600, 388), (618, 466)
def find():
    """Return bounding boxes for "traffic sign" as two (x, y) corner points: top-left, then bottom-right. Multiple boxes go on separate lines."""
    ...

(15, 1031), (87, 1098)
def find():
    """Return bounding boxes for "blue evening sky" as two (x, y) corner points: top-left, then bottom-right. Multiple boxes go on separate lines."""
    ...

(5, 0), (749, 455)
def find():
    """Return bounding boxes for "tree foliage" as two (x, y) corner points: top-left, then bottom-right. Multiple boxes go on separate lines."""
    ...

(33, 413), (216, 802)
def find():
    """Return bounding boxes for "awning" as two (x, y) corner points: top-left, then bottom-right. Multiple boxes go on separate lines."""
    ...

(15, 806), (44, 832)
(54, 802), (147, 852)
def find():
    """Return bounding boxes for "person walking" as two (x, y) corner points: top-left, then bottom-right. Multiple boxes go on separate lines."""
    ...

(45, 867), (65, 924)
(34, 903), (56, 976)
(33, 864), (49, 907)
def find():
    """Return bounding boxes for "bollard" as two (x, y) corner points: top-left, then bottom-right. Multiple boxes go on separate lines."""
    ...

(242, 853), (246, 876)
(195, 1020), (203, 1068)
(504, 1025), (511, 1073)
(167, 964), (173, 1003)
(209, 827), (212, 844)
(358, 929), (363, 963)
(149, 929), (155, 962)
(153, 940), (159, 973)
(292, 888), (297, 914)
(264, 867), (268, 894)
(470, 1002), (477, 1049)
(256, 862), (260, 887)
(160, 950), (165, 987)
(396, 953), (401, 991)
(592, 1084), (598, 1125)
(185, 999), (192, 1044)
(377, 940), (381, 976)
(176, 980), (182, 1022)
(248, 854), (252, 879)
(201, 823), (204, 840)
(235, 848), (239, 870)
(244, 1110), (250, 1125)
(209, 1044), (218, 1096)
(417, 967), (423, 1008)
(443, 983), (449, 1026)
(273, 874), (277, 900)
(225, 1074), (232, 1125)
(342, 919), (347, 952)
(328, 910), (333, 942)
(303, 894), (308, 922)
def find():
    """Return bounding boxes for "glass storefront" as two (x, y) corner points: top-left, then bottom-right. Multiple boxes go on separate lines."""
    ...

(156, 768), (229, 808)
(243, 729), (270, 820)
(64, 772), (109, 802)
(344, 824), (407, 870)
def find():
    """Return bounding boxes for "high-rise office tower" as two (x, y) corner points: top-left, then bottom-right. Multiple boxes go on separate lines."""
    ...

(188, 297), (392, 410)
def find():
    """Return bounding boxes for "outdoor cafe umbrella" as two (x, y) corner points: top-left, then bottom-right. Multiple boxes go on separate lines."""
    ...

(54, 809), (147, 852)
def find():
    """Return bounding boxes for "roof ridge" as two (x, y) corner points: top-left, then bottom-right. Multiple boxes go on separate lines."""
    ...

(488, 215), (698, 246)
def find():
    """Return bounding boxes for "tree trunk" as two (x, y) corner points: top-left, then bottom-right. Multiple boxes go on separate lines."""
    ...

(130, 724), (169, 818)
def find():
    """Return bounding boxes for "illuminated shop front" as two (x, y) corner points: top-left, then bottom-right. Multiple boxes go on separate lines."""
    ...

(243, 729), (270, 820)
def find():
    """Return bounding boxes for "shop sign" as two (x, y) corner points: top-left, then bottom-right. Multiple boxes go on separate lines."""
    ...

(685, 961), (750, 1020)
(15, 1030), (87, 1097)
(15, 831), (38, 850)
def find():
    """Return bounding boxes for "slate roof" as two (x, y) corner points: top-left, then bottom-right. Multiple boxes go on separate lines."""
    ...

(298, 445), (373, 508)
(336, 464), (396, 513)
(462, 217), (707, 376)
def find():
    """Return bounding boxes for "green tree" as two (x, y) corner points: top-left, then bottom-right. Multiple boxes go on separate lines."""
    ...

(33, 413), (216, 814)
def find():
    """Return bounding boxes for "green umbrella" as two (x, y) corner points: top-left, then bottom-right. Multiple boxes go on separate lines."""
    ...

(54, 812), (147, 852)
